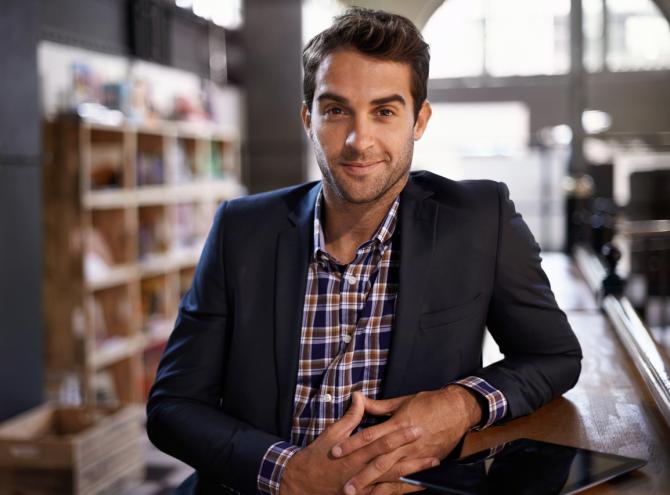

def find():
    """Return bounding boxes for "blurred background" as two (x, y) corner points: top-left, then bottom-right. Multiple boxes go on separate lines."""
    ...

(1, 0), (669, 492)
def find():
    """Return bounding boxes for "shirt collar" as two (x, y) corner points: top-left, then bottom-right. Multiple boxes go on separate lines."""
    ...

(312, 185), (400, 260)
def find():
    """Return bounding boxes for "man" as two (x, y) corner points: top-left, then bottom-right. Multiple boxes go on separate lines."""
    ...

(147, 8), (582, 495)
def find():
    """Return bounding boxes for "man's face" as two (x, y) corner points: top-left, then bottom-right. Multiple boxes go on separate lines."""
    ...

(302, 48), (431, 205)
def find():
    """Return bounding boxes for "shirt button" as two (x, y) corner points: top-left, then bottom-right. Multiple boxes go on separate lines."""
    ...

(342, 334), (352, 344)
(346, 275), (357, 285)
(323, 393), (333, 402)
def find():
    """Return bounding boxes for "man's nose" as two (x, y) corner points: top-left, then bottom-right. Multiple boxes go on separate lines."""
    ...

(345, 116), (375, 153)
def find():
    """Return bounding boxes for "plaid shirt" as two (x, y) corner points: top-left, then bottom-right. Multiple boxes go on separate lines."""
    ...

(257, 189), (507, 494)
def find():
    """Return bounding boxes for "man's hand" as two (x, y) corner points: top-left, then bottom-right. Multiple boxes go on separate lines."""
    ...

(330, 386), (483, 495)
(279, 392), (438, 495)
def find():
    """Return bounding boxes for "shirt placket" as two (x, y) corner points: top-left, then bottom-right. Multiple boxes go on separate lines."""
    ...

(354, 246), (384, 401)
(341, 247), (378, 398)
(313, 260), (341, 438)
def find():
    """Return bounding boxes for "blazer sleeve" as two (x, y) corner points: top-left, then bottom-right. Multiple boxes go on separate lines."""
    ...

(146, 202), (283, 494)
(473, 182), (582, 419)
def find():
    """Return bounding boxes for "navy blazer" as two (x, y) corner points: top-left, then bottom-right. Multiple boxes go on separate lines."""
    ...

(147, 171), (582, 494)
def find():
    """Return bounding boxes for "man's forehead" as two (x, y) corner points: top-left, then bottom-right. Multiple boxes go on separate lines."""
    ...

(313, 49), (413, 102)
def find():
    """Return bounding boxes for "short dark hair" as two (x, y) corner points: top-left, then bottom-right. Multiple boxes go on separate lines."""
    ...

(302, 7), (430, 119)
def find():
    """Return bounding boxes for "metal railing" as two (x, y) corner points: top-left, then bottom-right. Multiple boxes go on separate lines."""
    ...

(574, 245), (670, 427)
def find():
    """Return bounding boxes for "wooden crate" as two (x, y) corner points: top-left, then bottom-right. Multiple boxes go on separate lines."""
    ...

(0, 404), (145, 495)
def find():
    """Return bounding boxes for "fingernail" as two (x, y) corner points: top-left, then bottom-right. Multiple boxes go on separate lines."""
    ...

(344, 483), (356, 495)
(331, 445), (342, 457)
(431, 459), (440, 467)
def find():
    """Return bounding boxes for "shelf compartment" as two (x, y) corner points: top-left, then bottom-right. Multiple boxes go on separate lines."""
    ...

(210, 138), (239, 180)
(88, 208), (135, 264)
(136, 132), (165, 187)
(140, 274), (178, 333)
(173, 202), (201, 250)
(87, 284), (138, 347)
(138, 205), (170, 260)
(91, 354), (143, 404)
(85, 127), (127, 190)
(172, 136), (202, 183)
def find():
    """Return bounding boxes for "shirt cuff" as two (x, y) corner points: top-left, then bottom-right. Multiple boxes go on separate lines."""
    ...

(452, 376), (508, 430)
(257, 441), (302, 495)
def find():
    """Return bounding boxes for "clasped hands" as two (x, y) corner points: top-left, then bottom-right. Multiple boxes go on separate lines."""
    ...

(280, 385), (482, 495)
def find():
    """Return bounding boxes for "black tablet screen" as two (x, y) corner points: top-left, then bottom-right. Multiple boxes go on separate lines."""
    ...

(401, 438), (646, 495)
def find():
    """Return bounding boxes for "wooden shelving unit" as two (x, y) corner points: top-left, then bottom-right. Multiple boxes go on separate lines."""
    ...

(43, 116), (245, 405)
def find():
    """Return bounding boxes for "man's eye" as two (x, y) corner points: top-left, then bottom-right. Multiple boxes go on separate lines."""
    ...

(325, 107), (344, 115)
(377, 108), (394, 117)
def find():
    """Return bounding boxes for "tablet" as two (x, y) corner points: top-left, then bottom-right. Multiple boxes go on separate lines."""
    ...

(401, 438), (646, 495)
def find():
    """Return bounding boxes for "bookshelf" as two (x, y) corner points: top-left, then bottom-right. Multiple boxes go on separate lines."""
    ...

(43, 115), (245, 405)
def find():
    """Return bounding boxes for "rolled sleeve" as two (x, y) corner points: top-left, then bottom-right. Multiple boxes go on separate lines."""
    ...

(453, 376), (508, 430)
(257, 441), (302, 495)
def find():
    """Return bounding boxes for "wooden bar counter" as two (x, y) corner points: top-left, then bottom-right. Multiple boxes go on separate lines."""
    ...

(461, 254), (670, 494)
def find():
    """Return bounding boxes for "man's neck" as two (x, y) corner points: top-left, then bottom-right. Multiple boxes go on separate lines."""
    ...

(320, 181), (405, 264)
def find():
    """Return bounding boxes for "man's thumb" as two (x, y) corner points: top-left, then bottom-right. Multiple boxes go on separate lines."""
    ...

(338, 391), (365, 435)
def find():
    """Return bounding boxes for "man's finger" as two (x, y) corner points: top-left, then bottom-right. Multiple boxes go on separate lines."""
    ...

(369, 481), (425, 495)
(342, 440), (432, 494)
(332, 419), (403, 459)
(374, 457), (439, 483)
(363, 396), (407, 416)
(343, 449), (404, 495)
(329, 391), (366, 438)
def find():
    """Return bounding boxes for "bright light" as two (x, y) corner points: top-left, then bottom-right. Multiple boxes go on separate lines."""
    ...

(178, 0), (243, 29)
(302, 0), (346, 45)
(422, 0), (485, 78)
(582, 109), (612, 134)
(192, 0), (214, 20)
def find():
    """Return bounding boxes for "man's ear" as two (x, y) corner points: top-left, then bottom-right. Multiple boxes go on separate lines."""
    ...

(301, 102), (312, 138)
(413, 100), (432, 141)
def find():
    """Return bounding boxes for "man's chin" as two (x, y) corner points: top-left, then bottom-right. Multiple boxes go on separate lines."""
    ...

(328, 181), (382, 204)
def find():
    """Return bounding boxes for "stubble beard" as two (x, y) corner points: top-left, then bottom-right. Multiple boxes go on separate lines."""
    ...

(313, 137), (415, 206)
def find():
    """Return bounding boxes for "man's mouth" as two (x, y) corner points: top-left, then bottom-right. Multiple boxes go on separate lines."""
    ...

(340, 160), (384, 168)
(339, 160), (383, 176)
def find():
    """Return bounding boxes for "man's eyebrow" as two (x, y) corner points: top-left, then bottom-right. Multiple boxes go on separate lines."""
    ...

(316, 92), (349, 104)
(316, 93), (406, 107)
(370, 94), (406, 106)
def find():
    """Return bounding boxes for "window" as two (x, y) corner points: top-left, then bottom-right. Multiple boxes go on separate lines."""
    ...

(423, 0), (571, 79)
(583, 0), (605, 72)
(607, 0), (670, 71)
(585, 0), (670, 72)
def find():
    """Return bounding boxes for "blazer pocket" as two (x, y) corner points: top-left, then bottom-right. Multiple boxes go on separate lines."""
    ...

(419, 292), (482, 330)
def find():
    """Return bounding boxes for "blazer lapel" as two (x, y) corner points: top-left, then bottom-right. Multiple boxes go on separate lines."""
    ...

(381, 178), (438, 398)
(274, 184), (319, 438)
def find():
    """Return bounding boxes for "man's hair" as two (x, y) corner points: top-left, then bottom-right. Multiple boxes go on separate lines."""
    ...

(302, 7), (430, 119)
